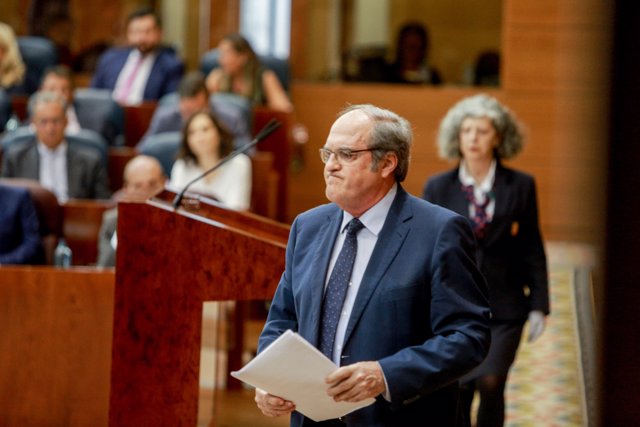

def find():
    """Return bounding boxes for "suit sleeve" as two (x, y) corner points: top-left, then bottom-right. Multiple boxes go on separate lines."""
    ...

(91, 157), (111, 199)
(0, 191), (42, 265)
(257, 218), (300, 353)
(379, 215), (491, 403)
(520, 176), (550, 314)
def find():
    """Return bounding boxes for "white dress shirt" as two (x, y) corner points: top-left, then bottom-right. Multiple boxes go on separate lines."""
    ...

(459, 159), (497, 220)
(325, 183), (397, 365)
(113, 50), (157, 105)
(37, 141), (69, 202)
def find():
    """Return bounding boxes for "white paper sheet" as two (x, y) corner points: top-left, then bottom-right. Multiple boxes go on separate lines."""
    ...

(231, 330), (376, 422)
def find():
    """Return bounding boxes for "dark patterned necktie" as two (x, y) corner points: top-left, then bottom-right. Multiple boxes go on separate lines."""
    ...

(319, 218), (365, 360)
(462, 184), (492, 239)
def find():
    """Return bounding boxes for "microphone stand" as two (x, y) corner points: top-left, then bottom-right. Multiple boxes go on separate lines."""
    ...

(172, 118), (282, 210)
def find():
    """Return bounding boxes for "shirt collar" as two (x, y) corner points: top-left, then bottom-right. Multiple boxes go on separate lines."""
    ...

(340, 183), (397, 237)
(37, 140), (68, 157)
(459, 159), (497, 193)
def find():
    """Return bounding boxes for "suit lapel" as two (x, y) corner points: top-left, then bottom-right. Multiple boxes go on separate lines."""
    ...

(26, 144), (40, 180)
(342, 187), (412, 348)
(306, 209), (343, 347)
(447, 170), (469, 217)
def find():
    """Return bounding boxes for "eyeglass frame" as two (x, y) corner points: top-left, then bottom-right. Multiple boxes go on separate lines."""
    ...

(319, 147), (380, 164)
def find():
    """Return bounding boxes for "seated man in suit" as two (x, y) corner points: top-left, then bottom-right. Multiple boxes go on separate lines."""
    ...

(138, 71), (251, 149)
(97, 155), (166, 267)
(1, 91), (110, 201)
(256, 104), (491, 426)
(90, 7), (184, 105)
(0, 183), (43, 265)
(40, 65), (121, 144)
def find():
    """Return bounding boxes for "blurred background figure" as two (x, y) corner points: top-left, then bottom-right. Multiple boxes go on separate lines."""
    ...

(39, 65), (81, 133)
(90, 7), (184, 105)
(0, 22), (27, 95)
(423, 94), (549, 427)
(473, 50), (501, 87)
(385, 21), (442, 85)
(140, 71), (251, 149)
(0, 183), (43, 265)
(40, 65), (123, 144)
(205, 33), (293, 113)
(1, 91), (110, 201)
(169, 110), (251, 210)
(96, 154), (166, 267)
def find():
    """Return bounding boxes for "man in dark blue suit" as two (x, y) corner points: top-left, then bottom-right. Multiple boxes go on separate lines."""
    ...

(0, 184), (43, 265)
(256, 104), (491, 426)
(90, 7), (184, 105)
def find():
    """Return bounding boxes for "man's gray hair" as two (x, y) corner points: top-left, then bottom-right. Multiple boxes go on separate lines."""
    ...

(338, 104), (413, 182)
(29, 90), (68, 115)
(437, 94), (524, 160)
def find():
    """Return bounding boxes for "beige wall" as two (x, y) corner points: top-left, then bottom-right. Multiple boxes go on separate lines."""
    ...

(289, 0), (610, 244)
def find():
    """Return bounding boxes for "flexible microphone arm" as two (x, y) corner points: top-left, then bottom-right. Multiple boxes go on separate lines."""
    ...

(172, 118), (282, 210)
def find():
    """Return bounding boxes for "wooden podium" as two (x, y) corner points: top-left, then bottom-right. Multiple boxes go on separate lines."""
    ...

(108, 190), (289, 426)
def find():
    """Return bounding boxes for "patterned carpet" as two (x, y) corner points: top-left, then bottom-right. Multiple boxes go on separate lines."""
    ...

(504, 267), (585, 426)
(494, 242), (597, 427)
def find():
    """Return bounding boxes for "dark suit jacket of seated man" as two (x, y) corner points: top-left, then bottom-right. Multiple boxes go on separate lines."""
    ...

(256, 104), (491, 427)
(89, 7), (184, 104)
(0, 184), (43, 265)
(1, 91), (110, 201)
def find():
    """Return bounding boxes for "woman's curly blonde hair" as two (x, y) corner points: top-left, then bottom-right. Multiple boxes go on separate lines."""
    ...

(0, 23), (26, 88)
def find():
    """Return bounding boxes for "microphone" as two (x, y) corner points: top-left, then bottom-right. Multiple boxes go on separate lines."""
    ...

(172, 118), (281, 209)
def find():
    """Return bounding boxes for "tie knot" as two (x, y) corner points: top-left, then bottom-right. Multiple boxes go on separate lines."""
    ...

(346, 218), (365, 236)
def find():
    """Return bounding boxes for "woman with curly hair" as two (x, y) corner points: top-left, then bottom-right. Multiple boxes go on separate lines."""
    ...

(0, 22), (27, 94)
(423, 94), (550, 427)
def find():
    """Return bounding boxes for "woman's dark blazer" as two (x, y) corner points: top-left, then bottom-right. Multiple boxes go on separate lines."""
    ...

(423, 163), (549, 320)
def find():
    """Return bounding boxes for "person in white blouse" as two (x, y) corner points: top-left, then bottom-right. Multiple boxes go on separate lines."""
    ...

(169, 110), (251, 210)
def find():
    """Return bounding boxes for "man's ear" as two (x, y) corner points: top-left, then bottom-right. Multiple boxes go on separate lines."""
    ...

(379, 152), (398, 178)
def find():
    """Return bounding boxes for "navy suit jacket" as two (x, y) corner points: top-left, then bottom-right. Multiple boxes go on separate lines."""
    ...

(259, 186), (490, 427)
(0, 184), (43, 264)
(1, 139), (111, 200)
(90, 47), (184, 101)
(423, 163), (549, 320)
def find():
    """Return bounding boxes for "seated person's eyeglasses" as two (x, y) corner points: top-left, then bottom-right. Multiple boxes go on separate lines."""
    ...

(319, 147), (378, 164)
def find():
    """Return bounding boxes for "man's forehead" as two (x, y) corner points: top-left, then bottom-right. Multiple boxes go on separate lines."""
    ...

(34, 102), (64, 117)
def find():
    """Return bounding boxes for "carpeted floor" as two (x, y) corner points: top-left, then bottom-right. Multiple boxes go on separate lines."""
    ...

(504, 267), (585, 426)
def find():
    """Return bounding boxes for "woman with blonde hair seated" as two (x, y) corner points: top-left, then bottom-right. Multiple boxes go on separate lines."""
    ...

(0, 22), (27, 95)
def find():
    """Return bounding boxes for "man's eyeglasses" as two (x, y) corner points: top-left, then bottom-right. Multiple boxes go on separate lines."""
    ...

(319, 147), (378, 164)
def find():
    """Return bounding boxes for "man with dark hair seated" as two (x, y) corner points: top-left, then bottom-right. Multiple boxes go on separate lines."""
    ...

(90, 7), (184, 105)
(40, 65), (122, 144)
(138, 71), (252, 149)
(0, 184), (43, 265)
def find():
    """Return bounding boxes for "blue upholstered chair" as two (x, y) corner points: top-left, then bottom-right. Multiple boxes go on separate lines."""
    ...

(199, 49), (290, 92)
(16, 37), (58, 95)
(137, 131), (181, 176)
(73, 88), (125, 145)
(0, 90), (13, 131)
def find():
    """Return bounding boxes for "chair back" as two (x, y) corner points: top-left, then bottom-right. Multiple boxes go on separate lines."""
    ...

(137, 131), (181, 176)
(0, 90), (13, 131)
(0, 177), (62, 264)
(16, 37), (58, 94)
(73, 88), (125, 145)
(200, 49), (290, 92)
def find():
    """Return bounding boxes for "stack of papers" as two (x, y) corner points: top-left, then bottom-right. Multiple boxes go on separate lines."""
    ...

(231, 330), (376, 422)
